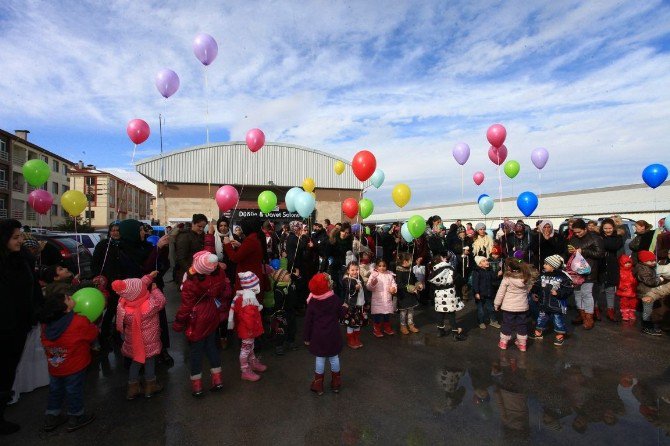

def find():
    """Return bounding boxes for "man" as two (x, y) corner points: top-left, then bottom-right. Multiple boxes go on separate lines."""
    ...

(174, 214), (208, 284)
(311, 222), (330, 272)
(568, 219), (605, 330)
(324, 219), (334, 233)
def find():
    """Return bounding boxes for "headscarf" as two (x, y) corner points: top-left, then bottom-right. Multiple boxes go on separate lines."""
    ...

(539, 220), (554, 238)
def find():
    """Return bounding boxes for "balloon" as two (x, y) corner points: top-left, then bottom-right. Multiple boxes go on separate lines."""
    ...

(61, 190), (87, 216)
(452, 142), (471, 165)
(486, 124), (507, 148)
(392, 184), (411, 208)
(504, 160), (520, 179)
(488, 144), (508, 165)
(513, 250), (525, 260)
(342, 198), (359, 219)
(22, 159), (50, 187)
(147, 235), (160, 247)
(370, 169), (385, 189)
(309, 191), (316, 199)
(517, 191), (539, 217)
(154, 68), (180, 98)
(531, 147), (549, 170)
(127, 119), (150, 145)
(359, 198), (374, 219)
(72, 287), (105, 322)
(473, 171), (485, 185)
(215, 185), (239, 212)
(642, 164), (668, 189)
(294, 191), (316, 218)
(270, 259), (281, 270)
(193, 33), (218, 66)
(351, 223), (361, 234)
(478, 196), (494, 215)
(334, 160), (345, 175)
(302, 177), (316, 192)
(400, 223), (414, 243)
(285, 187), (302, 212)
(351, 150), (376, 182)
(407, 215), (426, 239)
(477, 194), (490, 203)
(28, 189), (53, 214)
(258, 190), (277, 214)
(246, 128), (265, 153)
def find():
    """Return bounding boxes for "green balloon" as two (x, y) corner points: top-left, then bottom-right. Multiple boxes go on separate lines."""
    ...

(359, 198), (374, 219)
(22, 159), (50, 187)
(407, 215), (426, 238)
(72, 287), (105, 323)
(504, 160), (520, 179)
(257, 190), (277, 214)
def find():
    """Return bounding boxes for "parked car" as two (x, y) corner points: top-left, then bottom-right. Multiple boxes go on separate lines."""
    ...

(32, 234), (94, 278)
(47, 232), (103, 255)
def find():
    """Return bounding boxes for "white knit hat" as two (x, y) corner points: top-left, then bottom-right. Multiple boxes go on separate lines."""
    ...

(544, 254), (564, 269)
(474, 256), (487, 267)
(238, 271), (260, 290)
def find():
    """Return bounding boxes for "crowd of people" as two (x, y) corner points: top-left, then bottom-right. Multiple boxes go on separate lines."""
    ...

(0, 211), (669, 436)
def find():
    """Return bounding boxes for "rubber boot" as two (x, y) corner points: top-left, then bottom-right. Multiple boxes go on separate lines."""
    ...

(144, 378), (163, 398)
(515, 335), (528, 352)
(373, 322), (384, 338)
(408, 324), (420, 333)
(210, 369), (224, 390)
(382, 321), (395, 335)
(331, 371), (342, 393)
(628, 309), (637, 322)
(606, 308), (617, 322)
(249, 357), (268, 372)
(621, 308), (630, 321)
(572, 309), (585, 325)
(0, 391), (20, 435)
(191, 377), (204, 397)
(400, 324), (410, 335)
(594, 307), (602, 321)
(346, 332), (358, 348)
(583, 312), (595, 330)
(310, 373), (324, 395)
(437, 326), (447, 337)
(241, 365), (261, 382)
(126, 381), (142, 400)
(499, 333), (511, 350)
(354, 330), (364, 348)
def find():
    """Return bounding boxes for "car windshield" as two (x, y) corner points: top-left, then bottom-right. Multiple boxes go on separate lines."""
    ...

(64, 235), (94, 248)
(53, 237), (82, 250)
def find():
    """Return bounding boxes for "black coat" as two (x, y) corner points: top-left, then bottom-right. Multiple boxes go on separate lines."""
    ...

(0, 249), (42, 334)
(530, 232), (566, 271)
(395, 266), (419, 309)
(471, 266), (496, 299)
(600, 234), (623, 287)
(568, 232), (605, 283)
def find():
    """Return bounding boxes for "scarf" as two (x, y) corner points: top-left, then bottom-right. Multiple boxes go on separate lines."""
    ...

(306, 290), (334, 304)
(214, 229), (232, 261)
(117, 290), (150, 364)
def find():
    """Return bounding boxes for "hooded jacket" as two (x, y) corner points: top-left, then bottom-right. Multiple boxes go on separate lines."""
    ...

(568, 231), (605, 283)
(494, 272), (532, 313)
(634, 262), (662, 299)
(41, 312), (98, 376)
(616, 255), (637, 299)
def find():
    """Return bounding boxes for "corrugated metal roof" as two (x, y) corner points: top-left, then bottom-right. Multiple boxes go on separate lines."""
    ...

(135, 141), (364, 190)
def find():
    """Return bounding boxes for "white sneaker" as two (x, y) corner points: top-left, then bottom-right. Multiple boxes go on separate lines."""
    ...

(489, 321), (501, 329)
(479, 323), (486, 329)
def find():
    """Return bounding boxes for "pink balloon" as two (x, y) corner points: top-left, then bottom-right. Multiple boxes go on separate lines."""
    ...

(488, 144), (508, 166)
(486, 124), (507, 148)
(126, 119), (150, 145)
(245, 128), (265, 153)
(28, 189), (53, 215)
(215, 185), (239, 212)
(473, 171), (485, 186)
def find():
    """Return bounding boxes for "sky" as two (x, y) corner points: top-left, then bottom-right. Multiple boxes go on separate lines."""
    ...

(1, 0), (669, 213)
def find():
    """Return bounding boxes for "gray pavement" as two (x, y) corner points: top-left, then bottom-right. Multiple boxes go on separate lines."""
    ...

(4, 281), (670, 446)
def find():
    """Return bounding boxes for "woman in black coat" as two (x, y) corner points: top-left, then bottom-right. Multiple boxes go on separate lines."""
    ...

(529, 220), (566, 270)
(629, 220), (654, 263)
(598, 218), (624, 321)
(0, 219), (43, 435)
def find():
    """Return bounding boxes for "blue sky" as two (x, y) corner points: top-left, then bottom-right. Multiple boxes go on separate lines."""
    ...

(1, 0), (669, 213)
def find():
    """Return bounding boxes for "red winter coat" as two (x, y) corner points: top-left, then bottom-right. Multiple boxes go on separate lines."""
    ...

(230, 293), (264, 339)
(117, 286), (166, 360)
(224, 232), (269, 294)
(616, 255), (637, 299)
(42, 313), (98, 377)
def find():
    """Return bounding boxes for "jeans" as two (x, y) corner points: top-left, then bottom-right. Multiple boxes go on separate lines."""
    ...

(536, 311), (567, 334)
(642, 300), (653, 321)
(574, 282), (594, 313)
(129, 356), (156, 382)
(46, 370), (86, 416)
(476, 298), (496, 324)
(189, 331), (221, 377)
(372, 314), (391, 323)
(603, 286), (616, 309)
(315, 355), (340, 374)
(501, 311), (528, 336)
(436, 312), (458, 330)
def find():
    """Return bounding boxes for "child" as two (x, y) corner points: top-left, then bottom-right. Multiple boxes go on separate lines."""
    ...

(530, 255), (573, 346)
(634, 251), (669, 336)
(112, 271), (166, 400)
(304, 273), (348, 395)
(429, 253), (467, 340)
(174, 250), (232, 397)
(341, 261), (369, 349)
(616, 255), (638, 322)
(472, 256), (500, 329)
(228, 271), (267, 382)
(41, 265), (79, 297)
(366, 259), (398, 337)
(489, 245), (504, 294)
(39, 293), (97, 432)
(395, 252), (423, 334)
(494, 258), (537, 351)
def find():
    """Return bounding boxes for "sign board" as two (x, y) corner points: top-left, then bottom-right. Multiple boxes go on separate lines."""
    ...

(222, 208), (310, 220)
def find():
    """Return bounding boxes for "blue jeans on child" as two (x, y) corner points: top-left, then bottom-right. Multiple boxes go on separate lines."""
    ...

(372, 314), (391, 324)
(46, 369), (86, 416)
(189, 331), (221, 377)
(536, 311), (567, 334)
(315, 355), (340, 374)
(476, 298), (497, 324)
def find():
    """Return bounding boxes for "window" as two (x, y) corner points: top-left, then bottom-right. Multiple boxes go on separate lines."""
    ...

(52, 182), (59, 194)
(0, 198), (5, 209)
(60, 206), (67, 217)
(62, 165), (68, 175)
(0, 169), (5, 181)
(62, 184), (70, 193)
(85, 176), (96, 186)
(51, 204), (58, 216)
(40, 183), (48, 191)
(41, 155), (48, 163)
(85, 210), (95, 219)
(52, 160), (59, 172)
(110, 211), (115, 220)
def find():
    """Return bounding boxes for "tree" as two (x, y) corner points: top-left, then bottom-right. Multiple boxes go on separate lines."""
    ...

(56, 217), (94, 233)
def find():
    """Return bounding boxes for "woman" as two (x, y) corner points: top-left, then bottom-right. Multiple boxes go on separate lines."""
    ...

(598, 218), (623, 322)
(529, 220), (566, 271)
(214, 217), (235, 283)
(629, 220), (654, 263)
(175, 214), (208, 285)
(0, 219), (43, 435)
(472, 223), (494, 258)
(233, 225), (245, 243)
(223, 218), (269, 298)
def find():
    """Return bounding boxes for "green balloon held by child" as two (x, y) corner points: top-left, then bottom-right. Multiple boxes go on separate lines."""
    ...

(72, 288), (106, 322)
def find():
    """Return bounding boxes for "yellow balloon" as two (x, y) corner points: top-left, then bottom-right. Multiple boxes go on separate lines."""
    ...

(303, 177), (316, 193)
(334, 160), (345, 175)
(392, 184), (411, 208)
(61, 190), (88, 216)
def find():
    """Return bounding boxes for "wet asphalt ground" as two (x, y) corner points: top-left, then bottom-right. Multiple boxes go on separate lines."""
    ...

(4, 280), (670, 446)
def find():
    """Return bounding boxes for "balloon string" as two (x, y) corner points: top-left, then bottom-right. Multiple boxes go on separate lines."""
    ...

(231, 153), (249, 225)
(204, 66), (211, 197)
(497, 154), (503, 227)
(74, 216), (81, 277)
(461, 166), (464, 202)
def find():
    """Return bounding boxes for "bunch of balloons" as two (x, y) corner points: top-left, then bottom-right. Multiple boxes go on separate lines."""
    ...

(285, 187), (315, 218)
(400, 215), (426, 242)
(23, 159), (53, 215)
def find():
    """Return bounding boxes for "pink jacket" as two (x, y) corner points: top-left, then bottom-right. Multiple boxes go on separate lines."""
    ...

(118, 285), (166, 360)
(494, 273), (531, 313)
(367, 270), (397, 314)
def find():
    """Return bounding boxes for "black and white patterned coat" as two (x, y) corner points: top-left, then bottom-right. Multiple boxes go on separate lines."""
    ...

(428, 261), (465, 313)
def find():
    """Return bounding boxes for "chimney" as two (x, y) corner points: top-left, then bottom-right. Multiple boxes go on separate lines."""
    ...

(86, 164), (95, 169)
(14, 130), (30, 140)
(77, 160), (84, 169)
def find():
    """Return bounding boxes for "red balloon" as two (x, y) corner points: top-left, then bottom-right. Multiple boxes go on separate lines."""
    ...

(342, 198), (359, 219)
(486, 124), (506, 148)
(488, 144), (508, 166)
(126, 119), (150, 145)
(351, 150), (376, 182)
(246, 128), (265, 153)
(473, 171), (485, 185)
(28, 189), (53, 214)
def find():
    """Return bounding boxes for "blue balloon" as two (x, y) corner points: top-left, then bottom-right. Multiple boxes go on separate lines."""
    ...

(478, 196), (494, 215)
(477, 194), (490, 203)
(294, 191), (316, 218)
(400, 222), (414, 243)
(285, 187), (303, 213)
(146, 235), (160, 247)
(517, 191), (539, 217)
(270, 259), (280, 270)
(370, 169), (385, 189)
(642, 164), (668, 189)
(351, 223), (361, 234)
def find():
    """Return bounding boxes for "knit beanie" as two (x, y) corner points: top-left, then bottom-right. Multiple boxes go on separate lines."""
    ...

(309, 273), (332, 296)
(491, 245), (501, 256)
(544, 254), (564, 269)
(638, 250), (656, 263)
(271, 268), (291, 284)
(111, 278), (147, 301)
(475, 223), (486, 231)
(238, 271), (260, 289)
(192, 250), (219, 274)
(474, 256), (487, 267)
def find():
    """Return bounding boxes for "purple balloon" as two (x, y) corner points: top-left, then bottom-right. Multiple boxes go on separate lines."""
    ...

(155, 69), (180, 99)
(452, 142), (470, 165)
(193, 33), (218, 66)
(531, 147), (549, 170)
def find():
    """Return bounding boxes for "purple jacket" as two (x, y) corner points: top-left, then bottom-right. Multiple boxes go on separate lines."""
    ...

(303, 293), (347, 357)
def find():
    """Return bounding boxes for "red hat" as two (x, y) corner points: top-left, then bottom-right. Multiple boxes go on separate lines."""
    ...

(491, 245), (501, 256)
(111, 278), (147, 301)
(308, 273), (332, 296)
(192, 251), (219, 274)
(638, 250), (656, 263)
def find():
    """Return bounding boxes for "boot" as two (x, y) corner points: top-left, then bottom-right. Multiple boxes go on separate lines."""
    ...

(628, 310), (637, 322)
(210, 369), (224, 390)
(0, 391), (20, 435)
(353, 330), (364, 348)
(594, 307), (602, 321)
(620, 308), (629, 321)
(572, 309), (585, 325)
(382, 321), (395, 335)
(408, 324), (420, 333)
(144, 378), (163, 398)
(400, 325), (410, 335)
(515, 335), (528, 352)
(241, 365), (261, 382)
(606, 308), (617, 322)
(191, 377), (204, 397)
(331, 371), (342, 393)
(310, 373), (325, 395)
(249, 357), (268, 372)
(583, 312), (595, 330)
(437, 326), (447, 337)
(126, 381), (142, 400)
(499, 333), (511, 350)
(373, 322), (384, 338)
(346, 332), (358, 348)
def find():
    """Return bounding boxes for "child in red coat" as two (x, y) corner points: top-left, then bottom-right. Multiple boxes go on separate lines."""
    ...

(616, 255), (638, 322)
(113, 271), (166, 400)
(228, 271), (266, 382)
